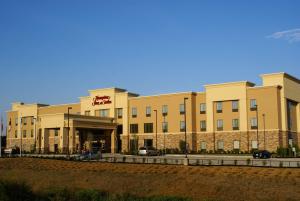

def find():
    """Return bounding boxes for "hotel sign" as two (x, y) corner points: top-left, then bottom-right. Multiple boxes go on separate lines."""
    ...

(92, 96), (112, 106)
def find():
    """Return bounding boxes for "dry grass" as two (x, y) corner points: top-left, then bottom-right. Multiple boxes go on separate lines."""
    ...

(0, 158), (300, 201)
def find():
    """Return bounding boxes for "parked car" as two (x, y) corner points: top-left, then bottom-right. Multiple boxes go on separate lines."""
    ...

(253, 150), (271, 159)
(138, 147), (159, 156)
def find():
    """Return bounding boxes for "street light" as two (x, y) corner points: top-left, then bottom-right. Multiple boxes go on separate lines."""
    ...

(20, 115), (22, 157)
(33, 117), (37, 153)
(154, 109), (158, 150)
(163, 114), (166, 155)
(263, 114), (266, 150)
(67, 107), (72, 157)
(184, 97), (188, 158)
(255, 105), (259, 150)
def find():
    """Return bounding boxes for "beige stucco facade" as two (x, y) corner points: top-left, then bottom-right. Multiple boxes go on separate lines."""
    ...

(6, 72), (300, 154)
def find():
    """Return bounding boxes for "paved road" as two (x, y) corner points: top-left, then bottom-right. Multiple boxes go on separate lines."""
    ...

(104, 153), (300, 162)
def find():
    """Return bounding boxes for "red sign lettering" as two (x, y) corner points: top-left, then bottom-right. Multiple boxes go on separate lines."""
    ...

(92, 96), (112, 106)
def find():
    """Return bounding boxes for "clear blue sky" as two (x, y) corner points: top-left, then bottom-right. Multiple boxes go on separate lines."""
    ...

(0, 0), (300, 124)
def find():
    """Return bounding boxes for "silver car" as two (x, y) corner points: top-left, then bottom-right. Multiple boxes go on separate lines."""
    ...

(138, 147), (158, 156)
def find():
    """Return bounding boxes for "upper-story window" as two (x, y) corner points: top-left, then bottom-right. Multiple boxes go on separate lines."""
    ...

(232, 119), (239, 130)
(200, 103), (206, 114)
(23, 118), (27, 125)
(232, 100), (239, 112)
(217, 119), (223, 131)
(200, 120), (206, 132)
(117, 108), (123, 118)
(146, 106), (151, 117)
(250, 99), (257, 110)
(179, 104), (185, 115)
(9, 118), (11, 126)
(31, 117), (34, 125)
(15, 130), (18, 138)
(85, 110), (90, 116)
(250, 117), (258, 129)
(31, 129), (34, 138)
(180, 121), (186, 132)
(216, 102), (222, 113)
(132, 107), (137, 118)
(99, 109), (109, 117)
(162, 122), (168, 132)
(23, 130), (26, 138)
(130, 124), (138, 133)
(15, 118), (18, 126)
(162, 105), (168, 116)
(144, 123), (153, 133)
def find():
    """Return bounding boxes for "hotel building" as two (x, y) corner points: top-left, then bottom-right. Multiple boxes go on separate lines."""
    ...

(5, 72), (300, 154)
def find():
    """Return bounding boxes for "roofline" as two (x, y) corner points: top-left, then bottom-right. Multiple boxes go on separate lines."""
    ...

(129, 91), (196, 99)
(11, 103), (49, 107)
(204, 81), (255, 88)
(260, 72), (300, 85)
(38, 103), (80, 109)
(88, 87), (127, 93)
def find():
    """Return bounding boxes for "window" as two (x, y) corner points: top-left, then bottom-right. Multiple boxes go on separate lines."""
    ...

(23, 118), (27, 125)
(31, 129), (34, 138)
(23, 130), (26, 138)
(146, 106), (151, 117)
(162, 105), (168, 116)
(233, 140), (240, 150)
(144, 123), (153, 133)
(200, 141), (206, 151)
(132, 107), (137, 118)
(9, 118), (11, 126)
(217, 140), (224, 150)
(200, 120), (206, 131)
(250, 99), (257, 110)
(232, 100), (239, 112)
(15, 130), (18, 138)
(100, 109), (109, 117)
(200, 103), (206, 114)
(144, 139), (153, 147)
(216, 102), (222, 113)
(117, 108), (123, 118)
(180, 121), (186, 132)
(85, 110), (90, 116)
(130, 124), (138, 133)
(162, 122), (168, 132)
(180, 104), (185, 114)
(217, 119), (223, 131)
(54, 129), (59, 137)
(252, 140), (258, 149)
(15, 118), (18, 126)
(31, 117), (34, 125)
(251, 117), (257, 129)
(232, 119), (239, 130)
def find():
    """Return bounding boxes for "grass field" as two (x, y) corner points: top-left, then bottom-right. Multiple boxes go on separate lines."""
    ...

(0, 158), (300, 201)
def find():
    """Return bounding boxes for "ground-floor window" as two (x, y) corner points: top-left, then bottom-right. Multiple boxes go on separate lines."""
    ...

(130, 139), (138, 152)
(217, 140), (224, 150)
(144, 139), (153, 147)
(233, 140), (240, 150)
(252, 140), (258, 149)
(200, 141), (206, 151)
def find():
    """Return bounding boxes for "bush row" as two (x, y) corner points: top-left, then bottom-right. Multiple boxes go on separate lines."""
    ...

(0, 180), (191, 201)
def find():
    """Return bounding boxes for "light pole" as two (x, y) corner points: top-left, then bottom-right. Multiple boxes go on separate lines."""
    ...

(263, 114), (266, 150)
(154, 109), (158, 150)
(184, 97), (188, 158)
(20, 115), (22, 157)
(33, 117), (37, 153)
(163, 114), (166, 155)
(67, 107), (72, 157)
(255, 105), (259, 150)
